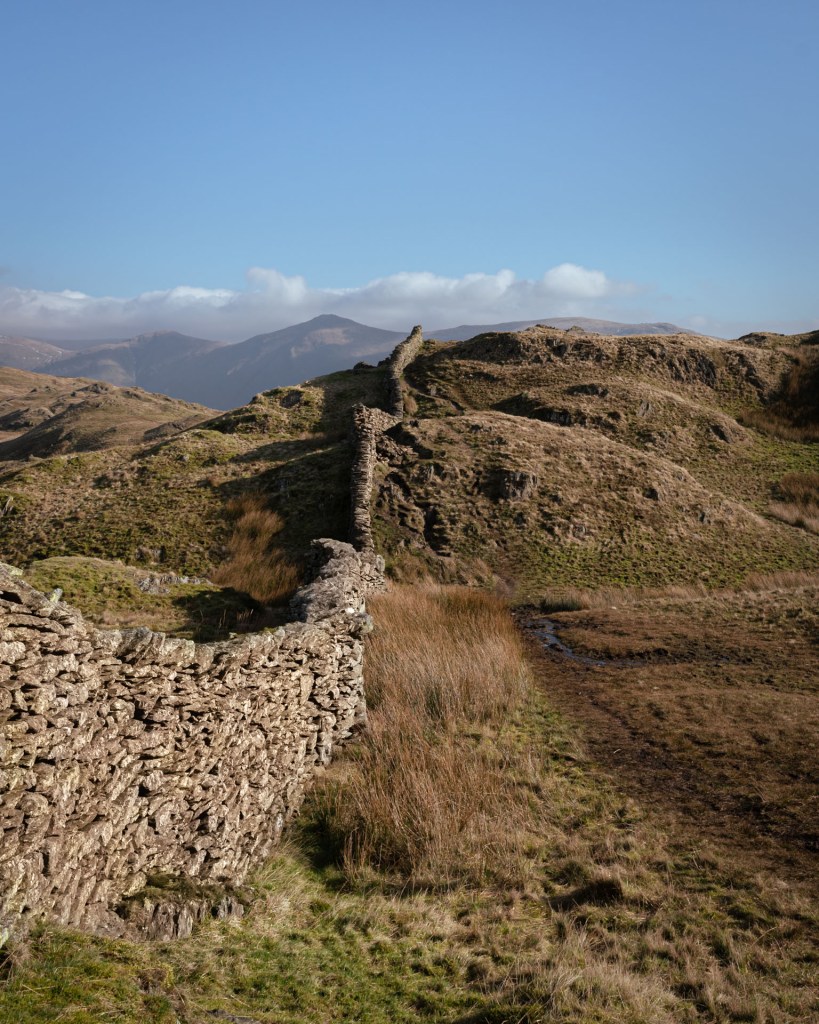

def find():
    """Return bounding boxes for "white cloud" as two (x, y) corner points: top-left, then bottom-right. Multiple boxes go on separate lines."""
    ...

(541, 264), (613, 299)
(0, 263), (639, 342)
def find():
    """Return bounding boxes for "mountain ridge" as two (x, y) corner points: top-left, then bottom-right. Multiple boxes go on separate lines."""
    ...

(0, 315), (771, 411)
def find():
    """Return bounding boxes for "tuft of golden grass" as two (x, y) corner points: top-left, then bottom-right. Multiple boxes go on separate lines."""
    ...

(768, 471), (819, 534)
(532, 569), (819, 613)
(769, 501), (819, 534)
(318, 585), (537, 886)
(776, 470), (819, 506)
(212, 493), (303, 605)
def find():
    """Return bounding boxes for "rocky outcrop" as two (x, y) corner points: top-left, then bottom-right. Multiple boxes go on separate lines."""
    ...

(0, 538), (381, 938)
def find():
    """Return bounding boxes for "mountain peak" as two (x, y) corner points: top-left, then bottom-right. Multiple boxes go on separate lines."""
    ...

(304, 314), (364, 328)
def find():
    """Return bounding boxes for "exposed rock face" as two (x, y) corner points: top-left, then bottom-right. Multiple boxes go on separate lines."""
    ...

(0, 539), (382, 937)
(118, 880), (246, 940)
(496, 470), (539, 501)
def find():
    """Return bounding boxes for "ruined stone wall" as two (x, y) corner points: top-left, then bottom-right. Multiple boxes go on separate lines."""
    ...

(0, 539), (381, 937)
(350, 324), (424, 548)
(385, 324), (424, 418)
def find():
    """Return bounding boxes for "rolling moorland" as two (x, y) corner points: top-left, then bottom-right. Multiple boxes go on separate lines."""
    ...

(0, 322), (817, 1023)
(0, 315), (698, 411)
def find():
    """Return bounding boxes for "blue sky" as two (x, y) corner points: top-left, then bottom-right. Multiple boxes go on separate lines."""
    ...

(1, 0), (817, 340)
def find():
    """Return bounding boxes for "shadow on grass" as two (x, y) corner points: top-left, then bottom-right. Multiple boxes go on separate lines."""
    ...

(171, 586), (287, 642)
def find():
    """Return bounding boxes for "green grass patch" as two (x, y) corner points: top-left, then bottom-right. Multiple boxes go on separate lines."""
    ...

(23, 556), (263, 639)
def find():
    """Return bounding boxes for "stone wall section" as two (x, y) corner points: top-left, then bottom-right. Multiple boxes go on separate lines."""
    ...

(350, 405), (399, 553)
(0, 325), (428, 939)
(385, 324), (424, 418)
(0, 537), (381, 937)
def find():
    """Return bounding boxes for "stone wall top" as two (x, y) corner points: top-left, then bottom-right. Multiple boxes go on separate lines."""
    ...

(385, 325), (424, 419)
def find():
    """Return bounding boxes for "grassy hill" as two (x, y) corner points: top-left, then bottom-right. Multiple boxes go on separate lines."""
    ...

(1, 325), (817, 1023)
(0, 324), (816, 614)
(0, 368), (213, 458)
(0, 363), (389, 621)
(371, 326), (818, 593)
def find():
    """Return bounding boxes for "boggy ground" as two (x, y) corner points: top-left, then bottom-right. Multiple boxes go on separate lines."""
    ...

(519, 575), (819, 884)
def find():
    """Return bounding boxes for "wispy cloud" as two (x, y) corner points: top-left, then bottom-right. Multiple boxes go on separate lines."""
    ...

(0, 264), (641, 342)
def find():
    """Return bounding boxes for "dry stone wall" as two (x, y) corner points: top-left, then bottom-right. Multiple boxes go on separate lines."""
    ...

(385, 324), (424, 418)
(0, 540), (381, 938)
(350, 405), (399, 552)
(0, 327), (423, 940)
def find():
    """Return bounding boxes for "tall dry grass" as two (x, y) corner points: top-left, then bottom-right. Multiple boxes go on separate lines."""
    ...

(318, 585), (537, 886)
(213, 493), (302, 605)
(534, 581), (708, 612)
(769, 471), (819, 534)
(533, 568), (819, 613)
(775, 470), (819, 506)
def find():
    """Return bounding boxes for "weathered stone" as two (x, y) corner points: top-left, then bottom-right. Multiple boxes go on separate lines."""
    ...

(0, 330), (429, 940)
(0, 537), (383, 938)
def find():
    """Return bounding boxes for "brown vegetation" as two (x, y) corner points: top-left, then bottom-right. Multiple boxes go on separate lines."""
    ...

(0, 368), (212, 458)
(2, 327), (818, 1022)
(312, 583), (819, 1022)
(373, 410), (818, 595)
(769, 470), (819, 533)
(3, 582), (818, 1022)
(319, 585), (532, 886)
(520, 573), (819, 866)
(212, 493), (302, 605)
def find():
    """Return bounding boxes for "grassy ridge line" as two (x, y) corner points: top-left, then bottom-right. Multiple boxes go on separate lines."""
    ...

(2, 585), (816, 1023)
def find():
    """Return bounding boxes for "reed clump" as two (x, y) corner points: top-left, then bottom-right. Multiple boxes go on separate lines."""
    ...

(769, 471), (819, 534)
(318, 585), (537, 886)
(212, 493), (302, 605)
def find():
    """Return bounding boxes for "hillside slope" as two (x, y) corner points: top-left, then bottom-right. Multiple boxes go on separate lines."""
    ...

(0, 363), (388, 577)
(0, 334), (67, 370)
(0, 325), (815, 600)
(371, 326), (818, 592)
(0, 367), (214, 458)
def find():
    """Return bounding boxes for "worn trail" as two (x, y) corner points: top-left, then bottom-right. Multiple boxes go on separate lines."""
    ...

(520, 608), (819, 892)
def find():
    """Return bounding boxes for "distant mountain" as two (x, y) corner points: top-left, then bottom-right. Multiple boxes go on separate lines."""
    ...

(17, 316), (404, 410)
(184, 314), (405, 409)
(2, 315), (703, 412)
(0, 335), (68, 370)
(34, 335), (133, 352)
(429, 318), (702, 342)
(42, 331), (227, 393)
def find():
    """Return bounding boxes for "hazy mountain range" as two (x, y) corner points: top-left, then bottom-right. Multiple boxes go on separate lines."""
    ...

(0, 314), (699, 410)
(428, 317), (700, 341)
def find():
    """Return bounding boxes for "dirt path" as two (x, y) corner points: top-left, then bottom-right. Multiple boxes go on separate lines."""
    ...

(518, 602), (819, 891)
